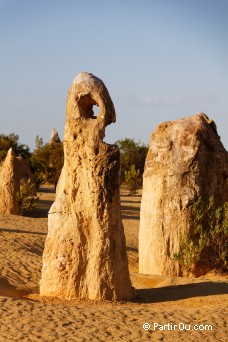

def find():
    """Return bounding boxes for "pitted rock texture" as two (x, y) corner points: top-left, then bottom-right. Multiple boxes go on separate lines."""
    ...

(139, 113), (228, 277)
(40, 72), (133, 301)
(0, 148), (36, 215)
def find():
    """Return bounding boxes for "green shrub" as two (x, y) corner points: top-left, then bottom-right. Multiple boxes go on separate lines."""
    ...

(173, 196), (228, 274)
(16, 178), (39, 215)
(124, 165), (141, 195)
(115, 138), (148, 184)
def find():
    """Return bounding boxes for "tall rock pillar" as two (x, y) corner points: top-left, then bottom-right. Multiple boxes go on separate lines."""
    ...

(139, 113), (228, 276)
(0, 148), (36, 215)
(40, 72), (134, 300)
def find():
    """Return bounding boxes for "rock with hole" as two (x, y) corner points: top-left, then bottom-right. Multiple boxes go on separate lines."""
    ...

(40, 72), (134, 300)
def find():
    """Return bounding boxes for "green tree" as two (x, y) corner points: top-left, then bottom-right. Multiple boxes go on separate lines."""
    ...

(30, 138), (64, 188)
(0, 133), (30, 162)
(115, 138), (148, 184)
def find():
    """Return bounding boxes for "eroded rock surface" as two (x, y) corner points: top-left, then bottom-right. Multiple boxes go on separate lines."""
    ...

(0, 148), (35, 215)
(40, 72), (133, 301)
(139, 113), (228, 277)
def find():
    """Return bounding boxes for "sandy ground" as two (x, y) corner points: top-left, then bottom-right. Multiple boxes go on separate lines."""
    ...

(0, 185), (227, 341)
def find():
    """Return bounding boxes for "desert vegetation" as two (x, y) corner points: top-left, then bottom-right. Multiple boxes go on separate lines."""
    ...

(0, 134), (147, 194)
(0, 133), (30, 162)
(115, 138), (148, 194)
(30, 135), (64, 188)
(0, 133), (64, 189)
(16, 178), (39, 215)
(173, 197), (228, 275)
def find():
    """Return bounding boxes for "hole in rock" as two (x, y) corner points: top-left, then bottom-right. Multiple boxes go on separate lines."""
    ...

(78, 94), (99, 119)
(93, 104), (100, 117)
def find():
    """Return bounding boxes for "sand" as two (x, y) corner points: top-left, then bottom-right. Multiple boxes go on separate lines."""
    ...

(0, 185), (227, 341)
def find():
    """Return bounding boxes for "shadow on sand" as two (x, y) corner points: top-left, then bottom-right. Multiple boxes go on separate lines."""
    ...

(121, 200), (142, 204)
(37, 186), (55, 193)
(23, 184), (55, 218)
(24, 199), (54, 218)
(121, 215), (140, 220)
(0, 277), (30, 299)
(121, 204), (140, 220)
(121, 205), (140, 212)
(1, 277), (227, 303)
(0, 228), (46, 236)
(126, 246), (138, 252)
(135, 281), (228, 303)
(120, 193), (141, 198)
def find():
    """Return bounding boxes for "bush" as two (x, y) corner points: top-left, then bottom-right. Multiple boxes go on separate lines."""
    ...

(115, 138), (148, 184)
(173, 197), (228, 274)
(16, 178), (39, 215)
(124, 165), (141, 195)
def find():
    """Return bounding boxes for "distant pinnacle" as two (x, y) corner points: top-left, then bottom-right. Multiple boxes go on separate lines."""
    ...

(49, 128), (61, 144)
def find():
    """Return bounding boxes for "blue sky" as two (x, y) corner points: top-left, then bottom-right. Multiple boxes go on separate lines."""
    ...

(0, 0), (227, 150)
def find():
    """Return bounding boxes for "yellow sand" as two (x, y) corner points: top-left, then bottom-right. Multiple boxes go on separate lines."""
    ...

(0, 185), (227, 341)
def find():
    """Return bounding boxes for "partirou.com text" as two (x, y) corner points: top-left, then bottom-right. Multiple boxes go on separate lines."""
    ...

(143, 322), (213, 331)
